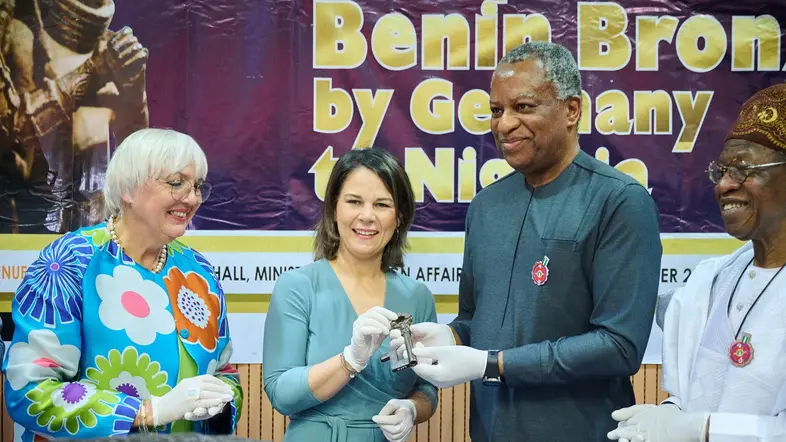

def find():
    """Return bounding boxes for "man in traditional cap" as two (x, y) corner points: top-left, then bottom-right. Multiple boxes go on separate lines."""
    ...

(608, 83), (786, 442)
(0, 0), (149, 233)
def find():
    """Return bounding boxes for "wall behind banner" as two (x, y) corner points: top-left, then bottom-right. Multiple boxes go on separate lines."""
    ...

(0, 0), (783, 362)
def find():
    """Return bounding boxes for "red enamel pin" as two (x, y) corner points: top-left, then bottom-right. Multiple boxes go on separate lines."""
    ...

(532, 255), (550, 286)
(729, 332), (754, 367)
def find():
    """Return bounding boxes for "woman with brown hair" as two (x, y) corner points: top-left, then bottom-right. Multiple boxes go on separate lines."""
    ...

(263, 147), (438, 442)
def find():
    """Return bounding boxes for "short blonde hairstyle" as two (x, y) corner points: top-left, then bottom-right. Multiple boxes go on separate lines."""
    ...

(103, 128), (208, 217)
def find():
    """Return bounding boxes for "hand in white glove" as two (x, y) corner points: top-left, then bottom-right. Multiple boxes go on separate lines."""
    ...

(389, 322), (456, 358)
(343, 306), (399, 372)
(184, 403), (226, 421)
(608, 404), (657, 442)
(371, 399), (416, 442)
(150, 374), (234, 426)
(607, 404), (708, 442)
(410, 345), (487, 388)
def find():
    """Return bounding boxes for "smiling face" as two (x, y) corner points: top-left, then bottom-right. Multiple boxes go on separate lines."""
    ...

(489, 59), (581, 176)
(334, 166), (398, 263)
(715, 139), (786, 241)
(125, 163), (201, 244)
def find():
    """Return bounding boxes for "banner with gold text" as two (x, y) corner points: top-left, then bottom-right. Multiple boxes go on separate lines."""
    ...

(0, 0), (784, 363)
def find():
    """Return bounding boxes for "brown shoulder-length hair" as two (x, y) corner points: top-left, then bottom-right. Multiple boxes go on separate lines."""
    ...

(313, 147), (416, 271)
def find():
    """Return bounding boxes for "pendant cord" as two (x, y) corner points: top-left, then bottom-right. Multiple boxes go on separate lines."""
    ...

(726, 258), (786, 340)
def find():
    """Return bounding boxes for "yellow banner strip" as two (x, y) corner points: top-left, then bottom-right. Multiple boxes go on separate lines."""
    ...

(661, 238), (743, 255)
(0, 234), (742, 255)
(0, 235), (466, 254)
(0, 235), (745, 314)
(0, 293), (459, 314)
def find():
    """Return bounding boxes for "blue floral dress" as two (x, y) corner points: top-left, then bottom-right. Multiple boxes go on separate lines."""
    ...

(2, 222), (243, 440)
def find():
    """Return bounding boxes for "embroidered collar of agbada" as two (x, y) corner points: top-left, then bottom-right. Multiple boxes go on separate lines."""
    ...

(726, 83), (786, 151)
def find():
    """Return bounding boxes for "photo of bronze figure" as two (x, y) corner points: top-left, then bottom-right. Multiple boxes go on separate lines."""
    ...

(0, 0), (149, 233)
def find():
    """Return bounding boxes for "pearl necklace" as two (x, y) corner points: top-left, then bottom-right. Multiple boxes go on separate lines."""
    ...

(107, 216), (168, 274)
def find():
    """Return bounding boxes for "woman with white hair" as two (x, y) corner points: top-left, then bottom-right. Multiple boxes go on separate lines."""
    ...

(3, 128), (243, 439)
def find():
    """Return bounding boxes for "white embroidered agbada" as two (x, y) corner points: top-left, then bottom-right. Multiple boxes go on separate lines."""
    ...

(658, 241), (786, 442)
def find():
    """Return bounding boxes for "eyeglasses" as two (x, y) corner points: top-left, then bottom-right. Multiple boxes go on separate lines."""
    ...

(157, 178), (212, 202)
(706, 160), (786, 184)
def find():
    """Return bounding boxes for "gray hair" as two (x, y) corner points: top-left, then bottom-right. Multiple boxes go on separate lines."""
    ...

(103, 128), (208, 217)
(497, 41), (582, 100)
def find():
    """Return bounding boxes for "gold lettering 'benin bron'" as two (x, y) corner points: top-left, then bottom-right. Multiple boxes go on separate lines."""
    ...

(381, 313), (418, 372)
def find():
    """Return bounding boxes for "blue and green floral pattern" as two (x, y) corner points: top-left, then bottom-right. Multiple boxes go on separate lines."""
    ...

(3, 222), (242, 440)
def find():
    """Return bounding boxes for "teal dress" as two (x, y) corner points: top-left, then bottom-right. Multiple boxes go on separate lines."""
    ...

(263, 259), (438, 442)
(3, 222), (243, 440)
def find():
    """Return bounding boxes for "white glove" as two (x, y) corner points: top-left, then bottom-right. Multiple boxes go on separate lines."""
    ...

(390, 322), (456, 355)
(607, 404), (708, 442)
(371, 399), (416, 442)
(184, 403), (226, 421)
(343, 306), (399, 372)
(608, 404), (656, 442)
(410, 345), (487, 388)
(150, 374), (234, 426)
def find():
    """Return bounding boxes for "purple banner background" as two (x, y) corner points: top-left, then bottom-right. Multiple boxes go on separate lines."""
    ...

(6, 1), (786, 233)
